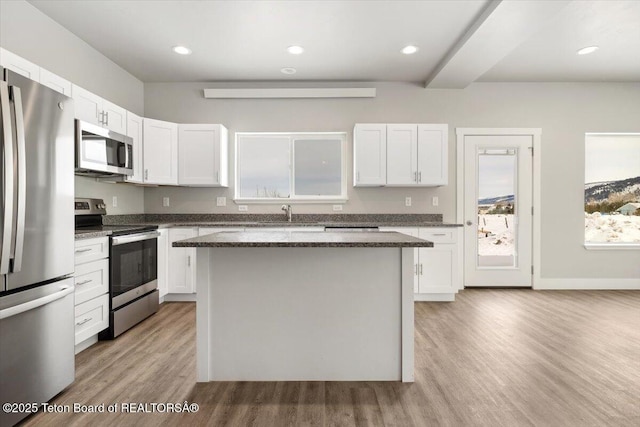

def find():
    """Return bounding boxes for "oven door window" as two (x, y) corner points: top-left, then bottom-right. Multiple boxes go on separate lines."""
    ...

(111, 238), (158, 298)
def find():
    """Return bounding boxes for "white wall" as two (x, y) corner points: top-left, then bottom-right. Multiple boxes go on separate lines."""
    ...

(0, 0), (144, 115)
(75, 176), (144, 215)
(1, 0), (145, 214)
(143, 81), (640, 280)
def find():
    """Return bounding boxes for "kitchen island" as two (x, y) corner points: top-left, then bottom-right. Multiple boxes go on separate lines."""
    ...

(173, 230), (433, 383)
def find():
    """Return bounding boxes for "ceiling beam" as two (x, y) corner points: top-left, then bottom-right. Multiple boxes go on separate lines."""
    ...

(424, 0), (572, 89)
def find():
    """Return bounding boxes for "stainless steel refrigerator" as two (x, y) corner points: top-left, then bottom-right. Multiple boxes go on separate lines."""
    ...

(1, 67), (75, 426)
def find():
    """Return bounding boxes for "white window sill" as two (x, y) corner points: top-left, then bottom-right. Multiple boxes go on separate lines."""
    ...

(234, 198), (348, 205)
(584, 243), (640, 251)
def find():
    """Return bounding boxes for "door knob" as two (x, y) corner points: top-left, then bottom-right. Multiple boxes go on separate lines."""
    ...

(466, 220), (473, 226)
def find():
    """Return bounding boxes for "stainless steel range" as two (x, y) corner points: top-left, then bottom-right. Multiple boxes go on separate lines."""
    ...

(75, 198), (159, 339)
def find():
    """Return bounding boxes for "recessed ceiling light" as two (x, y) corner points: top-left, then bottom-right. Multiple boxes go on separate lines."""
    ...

(287, 45), (305, 55)
(577, 46), (599, 55)
(172, 45), (192, 55)
(280, 67), (297, 75)
(401, 45), (419, 55)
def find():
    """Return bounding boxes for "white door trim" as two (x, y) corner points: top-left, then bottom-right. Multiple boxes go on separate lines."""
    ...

(456, 128), (542, 289)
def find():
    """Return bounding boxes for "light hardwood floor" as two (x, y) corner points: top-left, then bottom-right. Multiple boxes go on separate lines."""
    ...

(21, 289), (640, 426)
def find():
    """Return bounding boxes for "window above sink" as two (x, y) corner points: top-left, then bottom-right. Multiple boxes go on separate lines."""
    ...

(235, 132), (348, 204)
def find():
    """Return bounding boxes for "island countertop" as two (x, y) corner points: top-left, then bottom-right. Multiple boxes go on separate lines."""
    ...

(172, 230), (434, 248)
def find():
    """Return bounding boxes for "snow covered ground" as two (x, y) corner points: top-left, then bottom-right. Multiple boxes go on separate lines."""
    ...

(585, 212), (640, 243)
(477, 214), (515, 256)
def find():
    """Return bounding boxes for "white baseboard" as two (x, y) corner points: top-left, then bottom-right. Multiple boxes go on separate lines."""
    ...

(75, 335), (98, 354)
(163, 293), (197, 302)
(534, 278), (640, 290)
(414, 293), (455, 302)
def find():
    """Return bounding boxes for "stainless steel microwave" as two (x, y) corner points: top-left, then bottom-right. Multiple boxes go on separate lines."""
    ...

(75, 120), (133, 177)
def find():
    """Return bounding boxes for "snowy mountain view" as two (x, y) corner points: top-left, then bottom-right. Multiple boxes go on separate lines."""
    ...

(584, 176), (640, 204)
(478, 195), (514, 206)
(584, 176), (640, 243)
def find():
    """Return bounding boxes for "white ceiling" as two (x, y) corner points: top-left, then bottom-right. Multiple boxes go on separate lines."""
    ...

(28, 0), (640, 87)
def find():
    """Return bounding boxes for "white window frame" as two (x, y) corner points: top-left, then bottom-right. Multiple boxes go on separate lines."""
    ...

(234, 132), (348, 203)
(584, 132), (640, 250)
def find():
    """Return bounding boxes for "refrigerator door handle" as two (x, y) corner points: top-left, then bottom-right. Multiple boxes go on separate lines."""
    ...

(0, 285), (74, 320)
(10, 86), (26, 273)
(0, 81), (15, 276)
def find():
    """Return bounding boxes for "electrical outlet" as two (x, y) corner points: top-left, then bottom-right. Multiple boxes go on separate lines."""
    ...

(333, 205), (343, 211)
(216, 197), (226, 207)
(162, 197), (170, 207)
(112, 196), (117, 207)
(432, 196), (439, 207)
(405, 197), (412, 207)
(238, 205), (248, 212)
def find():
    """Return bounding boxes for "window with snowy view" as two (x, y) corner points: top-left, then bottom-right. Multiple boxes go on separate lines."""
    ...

(584, 133), (640, 245)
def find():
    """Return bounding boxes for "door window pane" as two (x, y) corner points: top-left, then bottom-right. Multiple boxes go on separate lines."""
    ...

(477, 149), (517, 267)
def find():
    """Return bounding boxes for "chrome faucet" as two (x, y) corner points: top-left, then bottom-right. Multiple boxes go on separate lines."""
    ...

(281, 204), (292, 222)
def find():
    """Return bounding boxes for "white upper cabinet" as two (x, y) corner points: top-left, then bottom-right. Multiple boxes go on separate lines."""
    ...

(386, 123), (448, 186)
(416, 124), (448, 186)
(72, 84), (127, 134)
(386, 124), (418, 185)
(143, 118), (178, 185)
(72, 85), (103, 125)
(357, 123), (448, 187)
(126, 111), (144, 183)
(38, 69), (72, 96)
(0, 48), (40, 81)
(101, 99), (127, 134)
(353, 124), (387, 186)
(178, 124), (228, 187)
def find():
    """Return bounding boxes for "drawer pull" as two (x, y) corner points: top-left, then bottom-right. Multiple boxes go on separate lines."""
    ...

(432, 233), (447, 236)
(76, 317), (92, 326)
(75, 248), (92, 253)
(75, 279), (92, 286)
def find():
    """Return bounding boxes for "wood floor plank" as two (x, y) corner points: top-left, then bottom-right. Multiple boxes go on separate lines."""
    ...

(18, 290), (640, 427)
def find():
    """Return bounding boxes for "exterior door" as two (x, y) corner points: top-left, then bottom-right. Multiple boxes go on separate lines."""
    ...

(463, 135), (533, 287)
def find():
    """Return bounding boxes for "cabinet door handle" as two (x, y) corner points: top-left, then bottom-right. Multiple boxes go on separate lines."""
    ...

(104, 111), (109, 126)
(187, 255), (191, 267)
(144, 169), (149, 180)
(413, 172), (417, 182)
(76, 317), (92, 326)
(75, 279), (92, 286)
(418, 171), (422, 183)
(414, 264), (418, 276)
(420, 264), (423, 275)
(75, 248), (92, 253)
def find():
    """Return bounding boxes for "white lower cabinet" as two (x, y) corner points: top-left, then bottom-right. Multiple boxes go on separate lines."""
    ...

(74, 237), (110, 353)
(74, 294), (109, 345)
(167, 228), (197, 294)
(380, 226), (461, 301)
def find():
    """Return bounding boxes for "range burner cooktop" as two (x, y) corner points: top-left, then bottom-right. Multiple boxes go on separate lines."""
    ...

(74, 197), (156, 236)
(75, 224), (158, 237)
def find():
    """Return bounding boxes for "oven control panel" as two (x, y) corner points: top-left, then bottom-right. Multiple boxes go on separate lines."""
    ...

(75, 198), (107, 216)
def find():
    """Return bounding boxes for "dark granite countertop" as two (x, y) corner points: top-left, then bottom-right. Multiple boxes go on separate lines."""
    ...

(102, 213), (462, 230)
(75, 230), (111, 240)
(172, 230), (434, 248)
